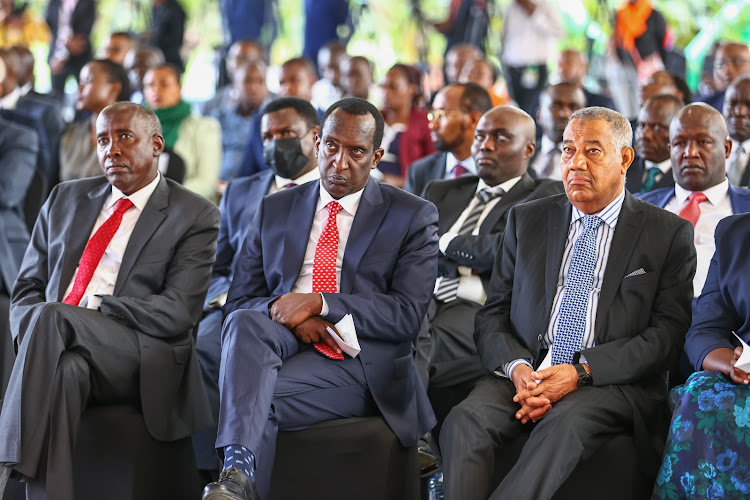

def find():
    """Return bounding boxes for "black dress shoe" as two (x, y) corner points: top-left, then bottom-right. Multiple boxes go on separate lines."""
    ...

(202, 467), (259, 500)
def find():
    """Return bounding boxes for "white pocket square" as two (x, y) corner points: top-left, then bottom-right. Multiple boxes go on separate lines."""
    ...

(624, 268), (646, 278)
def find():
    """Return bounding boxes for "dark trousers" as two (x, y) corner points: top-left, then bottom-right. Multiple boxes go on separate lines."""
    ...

(216, 310), (377, 499)
(503, 63), (548, 115)
(193, 308), (223, 471)
(440, 376), (632, 500)
(0, 303), (140, 500)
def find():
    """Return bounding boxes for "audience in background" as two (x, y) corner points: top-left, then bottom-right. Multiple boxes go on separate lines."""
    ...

(639, 69), (691, 106)
(723, 75), (750, 187)
(143, 64), (221, 200)
(147, 0), (186, 71)
(45, 0), (95, 94)
(556, 49), (615, 109)
(124, 44), (165, 104)
(102, 31), (134, 66)
(0, 0), (50, 48)
(205, 39), (265, 111)
(340, 55), (380, 106)
(311, 40), (347, 111)
(443, 43), (482, 86)
(458, 58), (510, 108)
(696, 42), (750, 112)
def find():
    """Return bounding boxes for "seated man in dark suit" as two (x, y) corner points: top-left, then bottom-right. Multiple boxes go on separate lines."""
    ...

(0, 102), (220, 500)
(192, 97), (321, 476)
(639, 103), (750, 297)
(529, 82), (586, 180)
(440, 106), (696, 499)
(417, 106), (563, 443)
(724, 75), (750, 187)
(626, 94), (683, 193)
(556, 49), (616, 110)
(404, 83), (492, 196)
(201, 98), (438, 500)
(0, 117), (38, 396)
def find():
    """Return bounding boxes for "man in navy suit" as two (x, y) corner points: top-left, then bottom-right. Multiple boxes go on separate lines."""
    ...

(626, 94), (683, 194)
(639, 102), (750, 297)
(193, 97), (321, 475)
(202, 98), (438, 500)
(404, 83), (492, 197)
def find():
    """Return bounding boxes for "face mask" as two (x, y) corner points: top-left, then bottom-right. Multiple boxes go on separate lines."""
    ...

(263, 137), (309, 179)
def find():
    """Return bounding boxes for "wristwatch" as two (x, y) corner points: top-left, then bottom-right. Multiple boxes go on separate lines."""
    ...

(573, 363), (592, 388)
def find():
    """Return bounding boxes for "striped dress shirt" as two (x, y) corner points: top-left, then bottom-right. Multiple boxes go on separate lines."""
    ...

(503, 189), (626, 379)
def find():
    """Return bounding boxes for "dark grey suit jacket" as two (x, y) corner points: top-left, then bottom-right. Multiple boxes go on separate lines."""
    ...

(625, 156), (675, 193)
(405, 151), (448, 197)
(425, 173), (564, 290)
(476, 192), (695, 423)
(10, 175), (220, 440)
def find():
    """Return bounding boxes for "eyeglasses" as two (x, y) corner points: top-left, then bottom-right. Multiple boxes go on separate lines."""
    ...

(427, 110), (464, 122)
(714, 58), (750, 70)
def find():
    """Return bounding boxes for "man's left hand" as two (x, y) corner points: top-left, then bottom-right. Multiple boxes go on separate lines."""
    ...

(269, 292), (323, 329)
(515, 364), (579, 405)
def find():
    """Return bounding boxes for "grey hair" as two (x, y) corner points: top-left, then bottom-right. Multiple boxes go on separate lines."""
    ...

(101, 101), (163, 138)
(568, 106), (632, 152)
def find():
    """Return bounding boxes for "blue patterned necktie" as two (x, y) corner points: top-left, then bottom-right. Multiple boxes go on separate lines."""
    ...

(550, 214), (604, 365)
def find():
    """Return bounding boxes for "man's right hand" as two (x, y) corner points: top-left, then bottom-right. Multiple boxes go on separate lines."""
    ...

(292, 317), (342, 355)
(511, 364), (551, 424)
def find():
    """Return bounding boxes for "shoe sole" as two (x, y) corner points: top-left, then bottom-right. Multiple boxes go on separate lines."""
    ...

(202, 490), (245, 500)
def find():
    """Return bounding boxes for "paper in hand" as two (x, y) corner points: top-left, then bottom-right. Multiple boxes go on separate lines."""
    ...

(326, 314), (361, 358)
(732, 332), (750, 373)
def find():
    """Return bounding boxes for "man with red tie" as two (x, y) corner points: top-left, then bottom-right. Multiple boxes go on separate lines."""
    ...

(0, 102), (220, 500)
(639, 102), (750, 297)
(404, 83), (493, 197)
(201, 98), (439, 500)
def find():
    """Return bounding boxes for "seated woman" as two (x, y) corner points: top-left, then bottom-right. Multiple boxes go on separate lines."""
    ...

(60, 59), (186, 184)
(653, 213), (750, 499)
(378, 63), (434, 187)
(143, 63), (221, 200)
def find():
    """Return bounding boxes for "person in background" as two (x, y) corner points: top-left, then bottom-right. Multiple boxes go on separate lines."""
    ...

(202, 39), (265, 116)
(102, 31), (134, 66)
(311, 40), (347, 111)
(444, 43), (482, 86)
(124, 45), (165, 104)
(147, 0), (186, 71)
(556, 49), (615, 109)
(723, 75), (750, 187)
(379, 63), (435, 187)
(340, 55), (380, 107)
(458, 58), (511, 108)
(696, 42), (750, 112)
(0, 0), (50, 48)
(638, 69), (691, 106)
(144, 64), (222, 200)
(45, 0), (95, 95)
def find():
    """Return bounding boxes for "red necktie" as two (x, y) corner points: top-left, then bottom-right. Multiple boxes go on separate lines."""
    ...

(312, 201), (343, 359)
(678, 192), (707, 228)
(450, 164), (469, 179)
(63, 198), (134, 306)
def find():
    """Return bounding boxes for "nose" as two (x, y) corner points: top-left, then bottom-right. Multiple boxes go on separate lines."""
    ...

(568, 148), (587, 170)
(478, 135), (495, 152)
(684, 140), (700, 157)
(332, 149), (348, 171)
(104, 138), (121, 158)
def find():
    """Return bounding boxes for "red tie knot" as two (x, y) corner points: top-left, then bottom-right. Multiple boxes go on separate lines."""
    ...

(326, 201), (342, 217)
(689, 192), (708, 204)
(115, 198), (134, 214)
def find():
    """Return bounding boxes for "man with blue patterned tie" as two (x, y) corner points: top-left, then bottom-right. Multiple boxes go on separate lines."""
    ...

(440, 106), (696, 499)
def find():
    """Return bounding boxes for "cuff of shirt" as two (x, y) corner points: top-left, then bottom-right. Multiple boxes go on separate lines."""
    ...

(320, 293), (329, 316)
(81, 295), (103, 311)
(439, 232), (458, 254)
(495, 359), (533, 379)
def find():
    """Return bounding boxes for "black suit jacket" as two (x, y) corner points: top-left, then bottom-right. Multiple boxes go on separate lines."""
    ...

(425, 173), (564, 290)
(625, 156), (675, 193)
(11, 176), (220, 440)
(475, 192), (695, 421)
(405, 151), (448, 197)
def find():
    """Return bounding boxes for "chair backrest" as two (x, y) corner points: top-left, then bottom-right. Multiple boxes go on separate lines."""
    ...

(24, 168), (48, 232)
(164, 148), (186, 184)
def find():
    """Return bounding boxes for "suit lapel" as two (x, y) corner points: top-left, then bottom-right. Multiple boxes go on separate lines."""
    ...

(544, 196), (571, 314)
(657, 189), (675, 208)
(282, 181), (319, 293)
(480, 174), (535, 231)
(114, 177), (169, 295)
(729, 184), (750, 213)
(595, 193), (645, 339)
(57, 182), (110, 301)
(340, 180), (387, 294)
(436, 178), (478, 234)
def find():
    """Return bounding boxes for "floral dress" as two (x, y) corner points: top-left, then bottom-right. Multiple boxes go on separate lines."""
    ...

(653, 370), (750, 499)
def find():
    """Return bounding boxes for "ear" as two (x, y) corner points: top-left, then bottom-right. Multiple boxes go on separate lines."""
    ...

(467, 110), (482, 128)
(371, 147), (385, 168)
(152, 134), (165, 156)
(620, 145), (635, 174)
(725, 138), (732, 159)
(314, 132), (321, 156)
(525, 140), (536, 159)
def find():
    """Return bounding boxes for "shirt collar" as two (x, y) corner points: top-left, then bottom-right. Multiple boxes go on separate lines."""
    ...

(673, 177), (730, 206)
(274, 168), (320, 190)
(476, 176), (522, 195)
(108, 172), (161, 211)
(541, 135), (561, 155)
(445, 152), (477, 176)
(317, 179), (365, 217)
(0, 87), (21, 110)
(731, 137), (750, 154)
(571, 188), (625, 229)
(19, 82), (32, 96)
(644, 158), (672, 175)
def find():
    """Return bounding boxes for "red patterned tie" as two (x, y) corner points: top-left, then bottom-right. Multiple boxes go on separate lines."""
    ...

(312, 201), (343, 359)
(678, 192), (707, 228)
(63, 198), (134, 306)
(450, 164), (469, 179)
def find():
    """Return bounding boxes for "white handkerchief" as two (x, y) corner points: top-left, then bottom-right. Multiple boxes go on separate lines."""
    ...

(624, 268), (646, 278)
(732, 332), (750, 372)
(326, 314), (361, 358)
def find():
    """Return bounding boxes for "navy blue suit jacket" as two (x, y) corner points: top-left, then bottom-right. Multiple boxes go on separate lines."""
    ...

(637, 184), (750, 214)
(204, 170), (275, 307)
(224, 178), (439, 446)
(685, 214), (750, 370)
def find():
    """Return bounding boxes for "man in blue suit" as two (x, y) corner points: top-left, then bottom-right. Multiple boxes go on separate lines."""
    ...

(202, 98), (438, 500)
(193, 97), (321, 475)
(639, 102), (750, 297)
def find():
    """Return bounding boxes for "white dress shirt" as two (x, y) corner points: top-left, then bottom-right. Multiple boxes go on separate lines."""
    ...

(443, 152), (477, 178)
(63, 173), (161, 310)
(727, 138), (750, 185)
(269, 168), (321, 195)
(501, 0), (565, 67)
(664, 179), (733, 296)
(0, 87), (21, 110)
(531, 135), (562, 180)
(292, 182), (365, 315)
(436, 176), (522, 305)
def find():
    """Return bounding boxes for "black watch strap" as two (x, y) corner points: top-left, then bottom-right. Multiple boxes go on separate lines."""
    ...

(574, 363), (592, 387)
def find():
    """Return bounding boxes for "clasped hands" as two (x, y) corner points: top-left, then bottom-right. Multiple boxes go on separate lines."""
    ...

(269, 292), (342, 355)
(511, 363), (584, 424)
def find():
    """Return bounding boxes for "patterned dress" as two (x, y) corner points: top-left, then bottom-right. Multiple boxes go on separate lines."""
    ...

(653, 371), (750, 499)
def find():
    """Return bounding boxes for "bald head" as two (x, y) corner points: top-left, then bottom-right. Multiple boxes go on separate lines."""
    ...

(102, 101), (163, 137)
(724, 75), (750, 142)
(472, 105), (537, 186)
